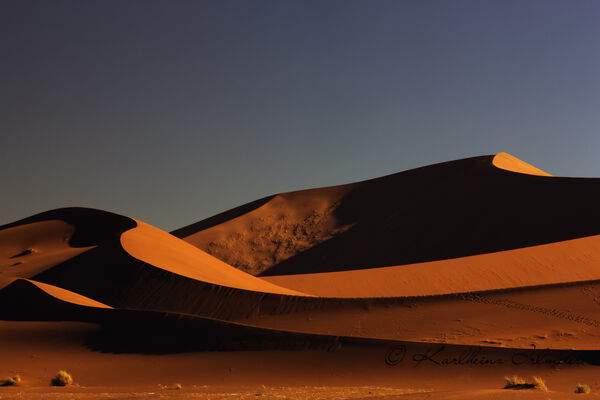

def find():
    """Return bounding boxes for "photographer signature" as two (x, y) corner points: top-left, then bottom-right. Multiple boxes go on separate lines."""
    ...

(385, 344), (584, 367)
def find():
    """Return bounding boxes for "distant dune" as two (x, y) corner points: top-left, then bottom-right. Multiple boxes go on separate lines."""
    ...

(172, 153), (600, 276)
(2, 153), (600, 396)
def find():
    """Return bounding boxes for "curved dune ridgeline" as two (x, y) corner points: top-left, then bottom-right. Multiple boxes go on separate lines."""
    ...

(2, 153), (600, 352)
(121, 221), (306, 296)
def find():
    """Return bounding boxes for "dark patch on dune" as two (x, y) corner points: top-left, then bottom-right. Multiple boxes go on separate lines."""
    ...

(10, 248), (34, 258)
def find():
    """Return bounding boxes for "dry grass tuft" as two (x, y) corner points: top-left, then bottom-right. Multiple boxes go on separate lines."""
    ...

(0, 375), (21, 386)
(51, 370), (73, 386)
(532, 376), (548, 392)
(575, 383), (591, 394)
(504, 375), (548, 391)
(504, 375), (528, 388)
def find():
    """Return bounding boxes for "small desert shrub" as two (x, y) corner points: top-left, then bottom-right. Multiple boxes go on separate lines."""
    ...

(575, 383), (591, 394)
(1, 375), (21, 386)
(51, 370), (73, 386)
(532, 376), (548, 392)
(504, 375), (547, 391)
(504, 375), (528, 388)
(158, 383), (183, 390)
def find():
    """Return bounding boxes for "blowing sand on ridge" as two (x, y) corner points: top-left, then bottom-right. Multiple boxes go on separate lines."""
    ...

(2, 153), (600, 399)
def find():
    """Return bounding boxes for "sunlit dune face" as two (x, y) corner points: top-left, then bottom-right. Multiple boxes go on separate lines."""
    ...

(179, 189), (354, 276)
(492, 152), (552, 176)
(20, 279), (112, 309)
(120, 220), (310, 296)
(0, 221), (94, 288)
(263, 233), (600, 298)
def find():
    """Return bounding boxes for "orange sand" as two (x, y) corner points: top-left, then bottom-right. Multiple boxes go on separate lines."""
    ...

(2, 152), (600, 398)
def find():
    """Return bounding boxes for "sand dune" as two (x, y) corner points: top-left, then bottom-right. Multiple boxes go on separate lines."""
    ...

(173, 153), (600, 276)
(0, 154), (599, 343)
(2, 152), (600, 397)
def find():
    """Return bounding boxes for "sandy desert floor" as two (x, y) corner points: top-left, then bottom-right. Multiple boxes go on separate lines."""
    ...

(1, 321), (599, 399)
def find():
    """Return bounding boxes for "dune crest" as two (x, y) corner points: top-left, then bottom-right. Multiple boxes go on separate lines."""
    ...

(492, 152), (552, 176)
(20, 279), (112, 309)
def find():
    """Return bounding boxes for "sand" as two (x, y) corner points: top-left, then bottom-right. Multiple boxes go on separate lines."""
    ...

(1, 152), (600, 398)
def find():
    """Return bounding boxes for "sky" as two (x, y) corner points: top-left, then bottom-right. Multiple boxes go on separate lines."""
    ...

(2, 0), (600, 230)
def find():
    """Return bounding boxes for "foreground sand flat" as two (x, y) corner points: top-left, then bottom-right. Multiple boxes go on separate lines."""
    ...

(1, 321), (599, 399)
(2, 388), (599, 400)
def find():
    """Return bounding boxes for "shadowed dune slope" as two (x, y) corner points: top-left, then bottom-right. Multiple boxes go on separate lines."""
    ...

(0, 278), (346, 353)
(173, 152), (600, 276)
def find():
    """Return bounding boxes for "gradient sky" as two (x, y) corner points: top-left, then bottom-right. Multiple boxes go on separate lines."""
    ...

(2, 0), (600, 230)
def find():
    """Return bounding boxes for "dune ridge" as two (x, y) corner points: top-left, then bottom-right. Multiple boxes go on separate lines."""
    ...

(22, 279), (112, 309)
(173, 153), (600, 276)
(121, 220), (308, 296)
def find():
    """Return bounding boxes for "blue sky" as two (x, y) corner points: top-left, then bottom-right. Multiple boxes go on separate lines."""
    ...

(2, 0), (599, 229)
